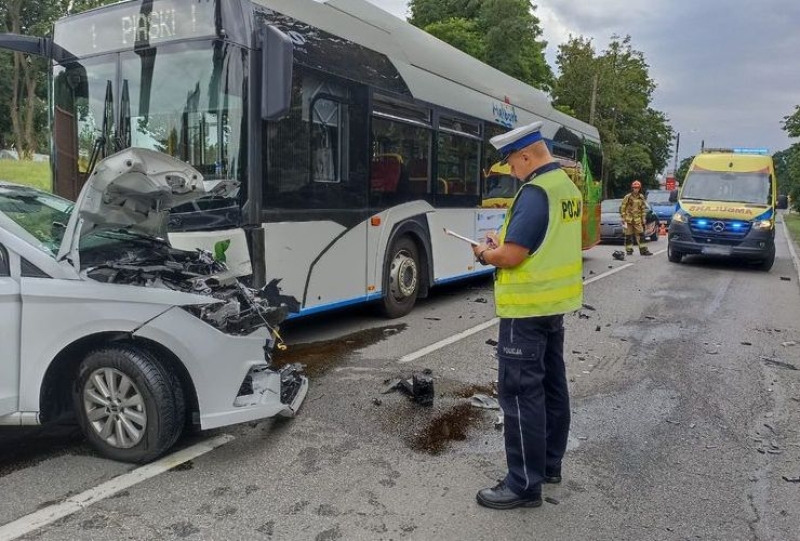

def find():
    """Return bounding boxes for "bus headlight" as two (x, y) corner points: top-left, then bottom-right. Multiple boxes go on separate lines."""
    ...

(752, 219), (773, 230)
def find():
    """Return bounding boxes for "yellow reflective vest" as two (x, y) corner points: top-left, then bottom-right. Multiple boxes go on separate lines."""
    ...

(495, 167), (584, 318)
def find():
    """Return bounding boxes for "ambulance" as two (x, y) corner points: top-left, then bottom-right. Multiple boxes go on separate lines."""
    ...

(667, 148), (788, 270)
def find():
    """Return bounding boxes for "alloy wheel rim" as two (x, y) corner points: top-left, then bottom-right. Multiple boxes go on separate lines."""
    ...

(83, 368), (147, 449)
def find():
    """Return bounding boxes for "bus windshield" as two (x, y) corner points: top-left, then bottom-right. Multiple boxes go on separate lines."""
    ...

(681, 171), (771, 205)
(53, 40), (246, 203)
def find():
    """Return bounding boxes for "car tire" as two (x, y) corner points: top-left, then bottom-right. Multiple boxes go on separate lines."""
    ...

(74, 345), (182, 463)
(667, 243), (683, 263)
(650, 230), (659, 241)
(381, 235), (421, 319)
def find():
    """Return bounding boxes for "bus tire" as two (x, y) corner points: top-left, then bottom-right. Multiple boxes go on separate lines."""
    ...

(381, 235), (420, 318)
(667, 243), (683, 263)
(74, 345), (181, 463)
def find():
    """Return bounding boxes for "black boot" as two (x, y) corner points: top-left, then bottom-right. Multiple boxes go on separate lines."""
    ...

(476, 480), (542, 510)
(544, 469), (562, 484)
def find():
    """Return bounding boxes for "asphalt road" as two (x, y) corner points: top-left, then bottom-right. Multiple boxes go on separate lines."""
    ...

(2, 225), (800, 541)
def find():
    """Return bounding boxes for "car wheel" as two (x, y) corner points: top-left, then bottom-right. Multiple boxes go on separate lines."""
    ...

(650, 230), (659, 241)
(667, 243), (683, 263)
(75, 345), (182, 463)
(381, 235), (421, 318)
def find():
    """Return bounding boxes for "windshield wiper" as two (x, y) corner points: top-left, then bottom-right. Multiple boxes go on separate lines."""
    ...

(86, 80), (114, 174)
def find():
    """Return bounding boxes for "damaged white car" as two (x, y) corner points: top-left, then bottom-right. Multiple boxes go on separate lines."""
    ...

(0, 149), (307, 463)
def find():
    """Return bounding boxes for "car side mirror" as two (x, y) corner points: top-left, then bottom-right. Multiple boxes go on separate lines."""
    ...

(777, 194), (789, 210)
(669, 189), (678, 203)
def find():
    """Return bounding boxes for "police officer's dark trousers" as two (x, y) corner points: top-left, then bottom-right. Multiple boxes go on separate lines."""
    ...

(497, 315), (570, 497)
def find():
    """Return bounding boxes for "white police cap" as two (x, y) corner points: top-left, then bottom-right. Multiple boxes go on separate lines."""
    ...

(489, 121), (544, 163)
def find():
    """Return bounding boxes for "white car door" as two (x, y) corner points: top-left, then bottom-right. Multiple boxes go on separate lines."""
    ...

(0, 243), (21, 416)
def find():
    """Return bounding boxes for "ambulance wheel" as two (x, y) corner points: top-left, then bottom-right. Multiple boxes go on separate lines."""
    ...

(381, 236), (420, 318)
(667, 243), (683, 263)
(756, 248), (775, 271)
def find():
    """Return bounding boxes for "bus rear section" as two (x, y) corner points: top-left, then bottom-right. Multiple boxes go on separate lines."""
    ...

(667, 150), (787, 270)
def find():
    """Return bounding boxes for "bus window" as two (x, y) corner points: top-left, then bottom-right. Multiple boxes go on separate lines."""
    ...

(436, 117), (480, 207)
(370, 100), (433, 208)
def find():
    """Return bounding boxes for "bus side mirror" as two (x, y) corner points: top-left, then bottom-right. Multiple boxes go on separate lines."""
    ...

(669, 189), (678, 203)
(260, 25), (293, 121)
(777, 194), (789, 210)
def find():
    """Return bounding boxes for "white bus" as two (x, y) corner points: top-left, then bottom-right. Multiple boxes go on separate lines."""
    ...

(2, 0), (601, 318)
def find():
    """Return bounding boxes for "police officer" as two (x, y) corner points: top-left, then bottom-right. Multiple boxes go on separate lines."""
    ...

(620, 180), (653, 256)
(470, 121), (582, 510)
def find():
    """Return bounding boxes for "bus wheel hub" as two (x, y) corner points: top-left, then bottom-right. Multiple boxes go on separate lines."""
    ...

(390, 252), (417, 299)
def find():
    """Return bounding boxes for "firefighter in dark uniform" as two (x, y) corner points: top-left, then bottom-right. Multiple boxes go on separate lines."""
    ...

(470, 121), (583, 509)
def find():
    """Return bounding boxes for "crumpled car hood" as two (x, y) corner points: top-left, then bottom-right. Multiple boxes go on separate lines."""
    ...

(57, 148), (204, 264)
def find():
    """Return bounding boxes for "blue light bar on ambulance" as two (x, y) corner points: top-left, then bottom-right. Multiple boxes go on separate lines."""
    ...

(732, 148), (769, 155)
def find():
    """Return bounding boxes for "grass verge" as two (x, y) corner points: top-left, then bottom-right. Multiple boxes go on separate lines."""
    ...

(785, 212), (800, 251)
(0, 160), (52, 191)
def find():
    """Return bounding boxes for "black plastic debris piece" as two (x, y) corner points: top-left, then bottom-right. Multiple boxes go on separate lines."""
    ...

(780, 276), (791, 281)
(578, 312), (590, 320)
(544, 497), (560, 505)
(595, 325), (601, 332)
(582, 303), (597, 311)
(422, 368), (433, 375)
(741, 341), (753, 346)
(473, 297), (488, 304)
(372, 398), (382, 406)
(412, 374), (435, 407)
(612, 250), (626, 261)
(645, 316), (655, 320)
(783, 476), (800, 483)
(485, 338), (499, 347)
(424, 317), (442, 321)
(589, 270), (596, 275)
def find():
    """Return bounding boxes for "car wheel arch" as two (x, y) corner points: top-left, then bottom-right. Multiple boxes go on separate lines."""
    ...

(39, 333), (196, 427)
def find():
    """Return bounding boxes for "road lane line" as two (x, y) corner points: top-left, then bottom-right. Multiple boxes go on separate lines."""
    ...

(0, 434), (234, 541)
(399, 262), (635, 364)
(781, 217), (800, 284)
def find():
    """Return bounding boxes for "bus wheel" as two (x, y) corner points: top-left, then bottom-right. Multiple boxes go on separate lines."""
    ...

(381, 236), (420, 318)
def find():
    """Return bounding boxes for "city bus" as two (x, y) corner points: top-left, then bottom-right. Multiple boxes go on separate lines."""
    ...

(0, 0), (602, 318)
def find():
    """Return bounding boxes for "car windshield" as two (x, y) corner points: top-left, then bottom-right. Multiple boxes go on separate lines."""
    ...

(601, 199), (622, 213)
(0, 186), (73, 256)
(681, 171), (771, 204)
(647, 191), (672, 204)
(484, 173), (520, 199)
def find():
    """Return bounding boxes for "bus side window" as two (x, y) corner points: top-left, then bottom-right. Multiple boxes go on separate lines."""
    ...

(311, 96), (347, 184)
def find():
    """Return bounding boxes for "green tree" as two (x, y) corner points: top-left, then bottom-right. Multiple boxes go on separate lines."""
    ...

(0, 0), (117, 157)
(779, 105), (800, 210)
(408, 0), (553, 90)
(675, 156), (693, 184)
(552, 35), (673, 197)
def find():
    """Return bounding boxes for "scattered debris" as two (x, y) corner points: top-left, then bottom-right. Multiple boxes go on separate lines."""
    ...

(767, 449), (783, 455)
(612, 250), (626, 261)
(780, 276), (792, 281)
(424, 317), (442, 321)
(485, 338), (499, 347)
(782, 476), (800, 483)
(578, 312), (590, 320)
(595, 326), (601, 332)
(689, 423), (696, 429)
(608, 265), (613, 269)
(576, 436), (588, 441)
(764, 423), (776, 434)
(756, 448), (766, 454)
(382, 378), (404, 394)
(645, 316), (655, 320)
(741, 341), (752, 346)
(381, 373), (434, 406)
(761, 356), (798, 371)
(469, 394), (500, 410)
(782, 341), (797, 347)
(665, 419), (680, 425)
(582, 303), (597, 311)
(372, 398), (382, 406)
(589, 270), (596, 275)
(544, 497), (560, 505)
(473, 297), (488, 304)
(494, 413), (504, 430)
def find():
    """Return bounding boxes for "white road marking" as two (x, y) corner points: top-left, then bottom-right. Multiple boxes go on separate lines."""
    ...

(781, 216), (800, 284)
(399, 259), (642, 364)
(0, 435), (234, 541)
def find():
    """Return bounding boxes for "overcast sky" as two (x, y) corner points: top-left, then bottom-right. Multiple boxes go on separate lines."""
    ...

(366, 0), (800, 168)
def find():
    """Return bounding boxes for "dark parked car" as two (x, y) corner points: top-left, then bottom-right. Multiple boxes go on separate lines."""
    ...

(600, 198), (659, 243)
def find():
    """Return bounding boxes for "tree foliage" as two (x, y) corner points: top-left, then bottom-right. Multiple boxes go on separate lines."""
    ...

(675, 156), (693, 184)
(552, 35), (673, 197)
(0, 0), (117, 158)
(778, 105), (800, 210)
(408, 0), (553, 91)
